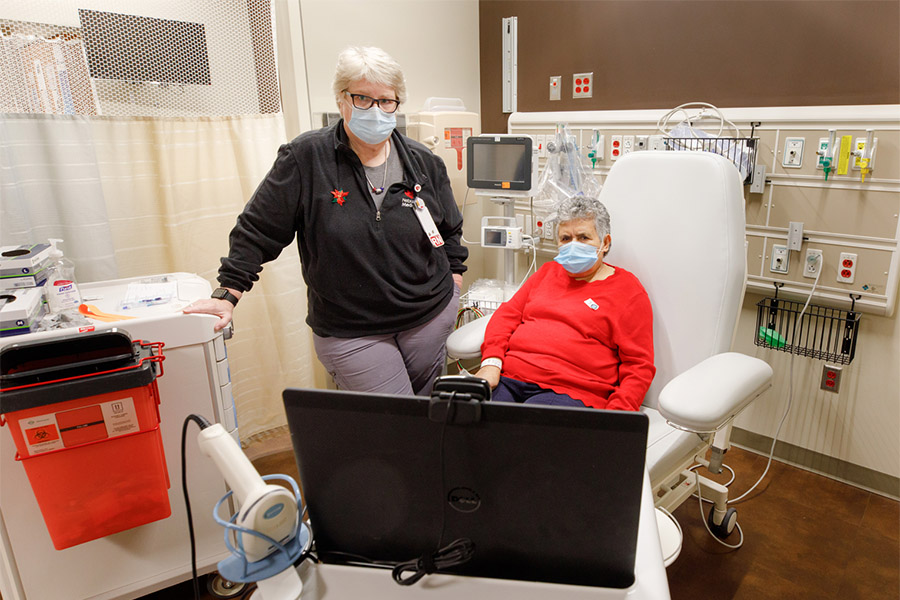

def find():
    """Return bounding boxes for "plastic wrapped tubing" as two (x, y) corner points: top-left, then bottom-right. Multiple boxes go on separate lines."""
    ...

(532, 123), (602, 221)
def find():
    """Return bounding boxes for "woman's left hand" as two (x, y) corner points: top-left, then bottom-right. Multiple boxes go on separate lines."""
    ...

(452, 273), (463, 289)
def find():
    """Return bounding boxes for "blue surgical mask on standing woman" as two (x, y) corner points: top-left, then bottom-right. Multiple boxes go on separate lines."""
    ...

(554, 241), (601, 274)
(347, 105), (396, 144)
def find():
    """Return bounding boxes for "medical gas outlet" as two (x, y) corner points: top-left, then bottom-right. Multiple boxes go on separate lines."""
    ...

(769, 245), (789, 274)
(816, 130), (837, 180)
(782, 137), (804, 168)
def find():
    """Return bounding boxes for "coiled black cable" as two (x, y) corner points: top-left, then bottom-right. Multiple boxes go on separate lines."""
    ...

(391, 538), (476, 585)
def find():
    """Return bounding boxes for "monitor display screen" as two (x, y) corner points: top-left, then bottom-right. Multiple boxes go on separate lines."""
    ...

(78, 9), (211, 85)
(467, 136), (533, 191)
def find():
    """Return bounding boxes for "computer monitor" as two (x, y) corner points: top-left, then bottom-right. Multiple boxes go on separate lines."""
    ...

(467, 135), (534, 192)
(282, 387), (648, 589)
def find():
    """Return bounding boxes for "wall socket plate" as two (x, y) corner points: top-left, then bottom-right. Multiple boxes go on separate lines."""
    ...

(837, 252), (857, 283)
(803, 249), (823, 278)
(572, 72), (592, 98)
(821, 364), (842, 393)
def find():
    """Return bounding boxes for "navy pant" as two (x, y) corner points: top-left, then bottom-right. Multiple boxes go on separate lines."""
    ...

(491, 376), (585, 407)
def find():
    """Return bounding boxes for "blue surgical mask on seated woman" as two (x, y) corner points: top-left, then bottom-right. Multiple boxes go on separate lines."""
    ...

(347, 105), (396, 144)
(554, 241), (601, 274)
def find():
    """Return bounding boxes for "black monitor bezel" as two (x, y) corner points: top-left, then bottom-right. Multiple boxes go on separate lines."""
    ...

(467, 135), (534, 191)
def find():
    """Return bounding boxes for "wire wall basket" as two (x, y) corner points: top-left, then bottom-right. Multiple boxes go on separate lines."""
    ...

(456, 291), (502, 328)
(755, 287), (861, 365)
(663, 137), (758, 185)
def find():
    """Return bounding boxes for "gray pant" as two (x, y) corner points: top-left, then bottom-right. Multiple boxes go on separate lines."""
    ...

(313, 286), (460, 397)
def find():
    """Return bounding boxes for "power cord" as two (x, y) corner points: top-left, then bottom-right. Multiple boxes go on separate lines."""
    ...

(391, 538), (476, 585)
(657, 102), (742, 139)
(680, 254), (822, 549)
(181, 414), (212, 600)
(392, 390), (476, 585)
(728, 255), (822, 505)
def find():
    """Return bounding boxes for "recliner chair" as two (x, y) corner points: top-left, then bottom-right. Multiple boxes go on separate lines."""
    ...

(447, 151), (773, 560)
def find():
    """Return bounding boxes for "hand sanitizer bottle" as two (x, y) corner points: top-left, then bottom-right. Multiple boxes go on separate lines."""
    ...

(46, 239), (82, 314)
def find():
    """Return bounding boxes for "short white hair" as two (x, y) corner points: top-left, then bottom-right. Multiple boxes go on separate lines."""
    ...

(332, 46), (407, 107)
(551, 195), (612, 252)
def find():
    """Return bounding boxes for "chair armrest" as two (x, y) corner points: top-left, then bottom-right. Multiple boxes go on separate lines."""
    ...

(657, 352), (773, 433)
(446, 314), (493, 360)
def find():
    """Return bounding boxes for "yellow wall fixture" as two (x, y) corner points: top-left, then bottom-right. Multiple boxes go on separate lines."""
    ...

(837, 134), (853, 175)
(851, 129), (877, 183)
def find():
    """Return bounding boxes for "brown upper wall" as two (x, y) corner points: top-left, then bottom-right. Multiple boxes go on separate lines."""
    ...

(479, 0), (900, 134)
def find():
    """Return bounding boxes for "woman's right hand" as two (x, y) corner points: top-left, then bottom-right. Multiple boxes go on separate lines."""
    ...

(183, 299), (235, 332)
(474, 365), (501, 389)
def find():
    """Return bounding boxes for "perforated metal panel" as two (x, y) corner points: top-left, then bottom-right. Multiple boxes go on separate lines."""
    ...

(1, 1), (279, 117)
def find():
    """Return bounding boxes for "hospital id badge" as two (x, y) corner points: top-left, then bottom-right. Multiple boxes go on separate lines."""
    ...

(414, 197), (444, 247)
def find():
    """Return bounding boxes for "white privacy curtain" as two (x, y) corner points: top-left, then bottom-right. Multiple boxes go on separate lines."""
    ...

(0, 113), (316, 441)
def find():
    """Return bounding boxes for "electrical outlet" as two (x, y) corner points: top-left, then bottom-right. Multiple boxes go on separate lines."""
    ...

(782, 137), (804, 168)
(610, 135), (623, 161)
(572, 72), (592, 98)
(770, 244), (789, 274)
(622, 135), (635, 154)
(820, 364), (842, 393)
(837, 252), (857, 283)
(803, 249), (823, 278)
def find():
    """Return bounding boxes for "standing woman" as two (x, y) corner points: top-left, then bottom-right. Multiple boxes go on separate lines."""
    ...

(185, 46), (467, 396)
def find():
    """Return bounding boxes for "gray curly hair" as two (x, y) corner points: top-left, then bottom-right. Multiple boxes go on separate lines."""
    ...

(551, 196), (611, 252)
(332, 46), (407, 107)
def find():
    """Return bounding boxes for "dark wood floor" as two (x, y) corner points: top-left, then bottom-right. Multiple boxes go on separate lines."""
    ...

(142, 445), (899, 600)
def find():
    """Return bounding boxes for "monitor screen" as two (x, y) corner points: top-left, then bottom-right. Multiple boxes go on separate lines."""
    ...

(467, 136), (533, 191)
(78, 9), (211, 85)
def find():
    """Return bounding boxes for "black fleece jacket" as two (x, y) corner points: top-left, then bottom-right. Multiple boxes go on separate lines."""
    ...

(218, 121), (467, 337)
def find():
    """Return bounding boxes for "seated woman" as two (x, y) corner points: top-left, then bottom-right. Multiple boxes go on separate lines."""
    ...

(474, 196), (655, 410)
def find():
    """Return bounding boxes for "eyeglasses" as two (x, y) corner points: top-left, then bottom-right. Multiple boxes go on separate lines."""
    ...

(343, 91), (400, 114)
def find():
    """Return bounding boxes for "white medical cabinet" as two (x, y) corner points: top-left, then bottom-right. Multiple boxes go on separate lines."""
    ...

(0, 272), (235, 600)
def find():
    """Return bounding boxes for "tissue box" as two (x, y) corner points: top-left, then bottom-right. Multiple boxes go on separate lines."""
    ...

(0, 244), (52, 290)
(0, 288), (45, 337)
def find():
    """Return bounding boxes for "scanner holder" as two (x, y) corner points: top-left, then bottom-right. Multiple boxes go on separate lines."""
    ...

(428, 375), (491, 424)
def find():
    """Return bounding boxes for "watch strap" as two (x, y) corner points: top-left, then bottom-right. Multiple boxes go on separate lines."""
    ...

(211, 287), (240, 306)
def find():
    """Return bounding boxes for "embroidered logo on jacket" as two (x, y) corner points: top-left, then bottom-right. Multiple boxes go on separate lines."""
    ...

(331, 189), (348, 205)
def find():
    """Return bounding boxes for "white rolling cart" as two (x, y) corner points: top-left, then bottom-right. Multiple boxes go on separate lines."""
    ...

(0, 272), (236, 600)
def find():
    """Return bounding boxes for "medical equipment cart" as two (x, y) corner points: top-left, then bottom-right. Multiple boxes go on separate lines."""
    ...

(0, 272), (236, 600)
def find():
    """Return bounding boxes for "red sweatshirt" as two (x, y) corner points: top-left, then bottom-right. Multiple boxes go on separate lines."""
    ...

(480, 262), (655, 411)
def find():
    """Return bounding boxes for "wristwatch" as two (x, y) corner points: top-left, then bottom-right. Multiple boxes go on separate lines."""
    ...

(211, 287), (240, 307)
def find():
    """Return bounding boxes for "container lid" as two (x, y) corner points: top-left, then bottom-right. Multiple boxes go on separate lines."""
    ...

(0, 330), (162, 413)
(1, 329), (136, 385)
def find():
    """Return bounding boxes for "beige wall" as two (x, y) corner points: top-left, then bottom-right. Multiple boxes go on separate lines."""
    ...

(298, 0), (480, 116)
